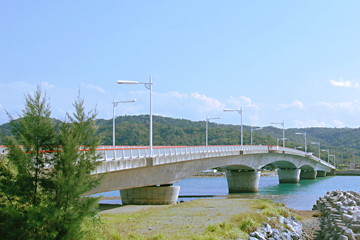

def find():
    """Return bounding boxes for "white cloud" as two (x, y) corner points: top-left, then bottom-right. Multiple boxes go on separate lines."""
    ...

(294, 119), (346, 128)
(226, 96), (258, 108)
(248, 114), (260, 126)
(58, 108), (66, 115)
(315, 100), (360, 113)
(129, 90), (146, 95)
(330, 78), (359, 88)
(190, 92), (224, 111)
(118, 91), (224, 119)
(277, 99), (304, 110)
(41, 82), (55, 90)
(81, 83), (105, 94)
(0, 81), (36, 92)
(130, 91), (188, 99)
(332, 120), (346, 128)
(161, 91), (188, 99)
(294, 119), (326, 128)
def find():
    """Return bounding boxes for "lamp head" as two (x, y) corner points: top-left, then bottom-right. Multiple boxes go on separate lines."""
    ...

(117, 80), (139, 84)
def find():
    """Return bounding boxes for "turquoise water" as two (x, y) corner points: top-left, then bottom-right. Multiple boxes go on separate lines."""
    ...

(98, 176), (360, 210)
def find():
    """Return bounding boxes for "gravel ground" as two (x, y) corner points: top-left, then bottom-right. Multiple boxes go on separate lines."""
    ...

(100, 199), (252, 236)
(99, 198), (321, 239)
(291, 209), (322, 239)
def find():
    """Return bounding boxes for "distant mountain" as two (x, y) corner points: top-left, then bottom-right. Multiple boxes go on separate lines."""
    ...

(1, 115), (358, 165)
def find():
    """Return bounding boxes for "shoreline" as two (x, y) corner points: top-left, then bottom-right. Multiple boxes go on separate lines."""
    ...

(336, 169), (360, 176)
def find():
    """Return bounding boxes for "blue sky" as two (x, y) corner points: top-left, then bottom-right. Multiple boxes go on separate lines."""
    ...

(1, 1), (360, 128)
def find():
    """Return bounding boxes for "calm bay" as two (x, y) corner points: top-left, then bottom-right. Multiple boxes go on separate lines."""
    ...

(98, 175), (360, 210)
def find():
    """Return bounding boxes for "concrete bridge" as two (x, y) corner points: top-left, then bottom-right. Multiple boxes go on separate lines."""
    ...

(88, 145), (335, 205)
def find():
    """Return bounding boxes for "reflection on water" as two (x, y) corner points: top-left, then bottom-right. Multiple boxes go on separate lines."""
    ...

(98, 176), (360, 210)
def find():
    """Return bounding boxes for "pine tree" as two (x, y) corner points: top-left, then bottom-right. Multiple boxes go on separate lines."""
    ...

(0, 86), (102, 239)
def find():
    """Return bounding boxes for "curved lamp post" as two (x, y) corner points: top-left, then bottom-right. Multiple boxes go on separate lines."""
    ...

(277, 138), (286, 147)
(112, 98), (136, 146)
(295, 132), (307, 153)
(117, 76), (153, 156)
(271, 121), (285, 151)
(329, 154), (336, 167)
(224, 107), (243, 147)
(322, 149), (330, 163)
(311, 142), (320, 159)
(206, 116), (221, 146)
(250, 127), (262, 145)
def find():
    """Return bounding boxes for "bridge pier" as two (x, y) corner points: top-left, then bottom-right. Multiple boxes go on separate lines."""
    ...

(277, 168), (301, 183)
(327, 169), (336, 176)
(226, 170), (261, 193)
(120, 184), (180, 205)
(317, 171), (327, 177)
(300, 170), (317, 179)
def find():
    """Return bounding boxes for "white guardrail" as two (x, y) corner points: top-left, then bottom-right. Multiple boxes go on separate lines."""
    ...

(93, 145), (335, 174)
(0, 145), (334, 173)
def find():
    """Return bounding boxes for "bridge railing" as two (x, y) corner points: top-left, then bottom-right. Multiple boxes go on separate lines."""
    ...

(0, 144), (335, 173)
(281, 147), (334, 168)
(95, 145), (272, 161)
(92, 145), (335, 174)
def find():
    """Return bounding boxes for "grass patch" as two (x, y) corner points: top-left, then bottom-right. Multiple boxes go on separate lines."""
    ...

(312, 212), (322, 217)
(252, 199), (291, 218)
(200, 220), (247, 239)
(231, 212), (267, 234)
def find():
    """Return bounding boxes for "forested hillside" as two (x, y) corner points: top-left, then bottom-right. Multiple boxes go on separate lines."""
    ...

(1, 115), (359, 165)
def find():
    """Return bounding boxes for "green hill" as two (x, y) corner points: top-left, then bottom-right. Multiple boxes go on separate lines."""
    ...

(1, 115), (359, 166)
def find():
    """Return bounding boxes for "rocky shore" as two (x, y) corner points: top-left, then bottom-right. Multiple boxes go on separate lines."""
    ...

(247, 215), (309, 240)
(313, 189), (360, 240)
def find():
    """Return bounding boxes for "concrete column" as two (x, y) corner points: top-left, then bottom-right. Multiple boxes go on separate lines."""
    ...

(317, 171), (327, 177)
(277, 168), (301, 183)
(327, 169), (336, 176)
(300, 170), (317, 179)
(226, 170), (261, 193)
(120, 185), (180, 205)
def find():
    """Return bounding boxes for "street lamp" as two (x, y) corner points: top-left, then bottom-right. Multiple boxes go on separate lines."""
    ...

(277, 138), (286, 147)
(250, 127), (262, 145)
(206, 116), (221, 146)
(329, 154), (336, 167)
(295, 132), (307, 153)
(112, 98), (136, 146)
(271, 121), (285, 151)
(224, 107), (243, 147)
(311, 142), (321, 159)
(322, 149), (330, 163)
(117, 76), (154, 156)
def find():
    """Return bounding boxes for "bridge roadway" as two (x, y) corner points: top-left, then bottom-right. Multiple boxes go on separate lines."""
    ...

(88, 145), (335, 205)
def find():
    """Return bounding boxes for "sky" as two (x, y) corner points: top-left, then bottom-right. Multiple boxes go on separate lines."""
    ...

(1, 1), (360, 129)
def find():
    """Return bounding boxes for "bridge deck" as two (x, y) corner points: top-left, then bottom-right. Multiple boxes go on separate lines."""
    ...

(93, 145), (335, 174)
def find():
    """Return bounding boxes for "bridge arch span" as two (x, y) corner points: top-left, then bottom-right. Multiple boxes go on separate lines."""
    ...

(86, 145), (335, 204)
(88, 150), (333, 195)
